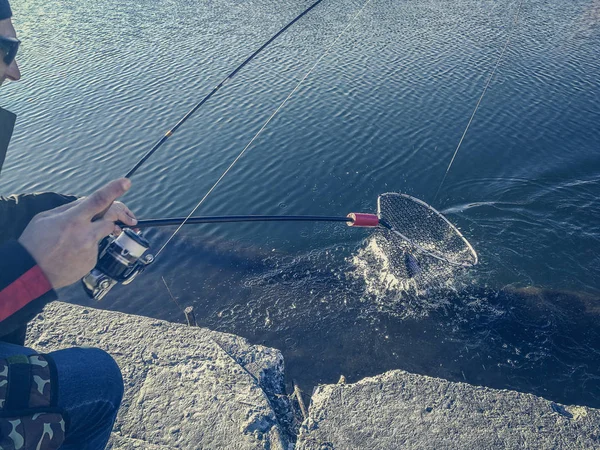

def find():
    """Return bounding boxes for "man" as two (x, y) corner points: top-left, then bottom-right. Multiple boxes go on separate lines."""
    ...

(0, 1), (137, 448)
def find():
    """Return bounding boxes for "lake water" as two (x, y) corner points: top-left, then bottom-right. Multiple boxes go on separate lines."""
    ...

(3, 0), (600, 408)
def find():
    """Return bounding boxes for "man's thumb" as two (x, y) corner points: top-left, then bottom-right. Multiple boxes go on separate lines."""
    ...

(71, 178), (131, 220)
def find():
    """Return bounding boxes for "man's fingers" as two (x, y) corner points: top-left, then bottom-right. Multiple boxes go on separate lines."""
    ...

(70, 178), (131, 221)
(93, 218), (120, 241)
(117, 202), (136, 222)
(102, 201), (138, 227)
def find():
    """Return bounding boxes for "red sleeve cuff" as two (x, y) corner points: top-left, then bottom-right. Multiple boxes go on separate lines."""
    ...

(0, 265), (54, 322)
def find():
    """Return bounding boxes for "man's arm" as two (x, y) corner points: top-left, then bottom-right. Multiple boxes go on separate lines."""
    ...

(0, 192), (77, 343)
(0, 180), (137, 341)
(0, 239), (56, 339)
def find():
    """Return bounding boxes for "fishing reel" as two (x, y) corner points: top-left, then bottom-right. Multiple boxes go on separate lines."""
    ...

(82, 228), (154, 301)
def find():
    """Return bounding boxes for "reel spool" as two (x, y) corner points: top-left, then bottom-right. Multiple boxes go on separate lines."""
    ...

(82, 228), (154, 301)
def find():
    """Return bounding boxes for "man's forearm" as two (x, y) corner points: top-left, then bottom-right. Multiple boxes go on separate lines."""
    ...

(0, 192), (76, 339)
(0, 239), (56, 338)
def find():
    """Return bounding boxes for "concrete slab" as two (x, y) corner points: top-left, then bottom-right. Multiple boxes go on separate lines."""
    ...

(296, 369), (600, 450)
(26, 302), (290, 450)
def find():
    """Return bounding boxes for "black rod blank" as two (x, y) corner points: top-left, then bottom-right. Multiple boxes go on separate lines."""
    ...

(125, 0), (326, 179)
(130, 215), (353, 229)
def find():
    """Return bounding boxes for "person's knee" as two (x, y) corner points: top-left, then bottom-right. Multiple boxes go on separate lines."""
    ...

(50, 346), (124, 413)
(79, 347), (124, 411)
(47, 347), (124, 446)
(84, 347), (124, 408)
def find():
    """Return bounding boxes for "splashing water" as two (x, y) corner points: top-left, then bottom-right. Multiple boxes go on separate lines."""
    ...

(351, 231), (475, 319)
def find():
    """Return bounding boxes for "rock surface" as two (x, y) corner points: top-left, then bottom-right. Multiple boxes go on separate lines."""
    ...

(296, 370), (600, 450)
(26, 302), (289, 450)
(25, 303), (600, 449)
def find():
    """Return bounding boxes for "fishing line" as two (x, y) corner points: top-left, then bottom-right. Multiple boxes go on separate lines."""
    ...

(124, 0), (327, 179)
(155, 0), (375, 258)
(161, 276), (186, 315)
(434, 0), (525, 200)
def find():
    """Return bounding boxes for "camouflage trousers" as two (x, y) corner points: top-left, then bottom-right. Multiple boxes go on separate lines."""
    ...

(0, 343), (123, 450)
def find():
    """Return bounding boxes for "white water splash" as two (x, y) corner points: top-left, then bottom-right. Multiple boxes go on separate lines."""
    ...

(350, 232), (472, 319)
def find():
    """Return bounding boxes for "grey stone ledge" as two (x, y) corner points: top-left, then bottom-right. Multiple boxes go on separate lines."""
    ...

(25, 302), (600, 450)
(296, 369), (600, 450)
(26, 302), (290, 450)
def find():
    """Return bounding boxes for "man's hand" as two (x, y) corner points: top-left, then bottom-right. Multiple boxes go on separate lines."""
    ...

(18, 178), (137, 289)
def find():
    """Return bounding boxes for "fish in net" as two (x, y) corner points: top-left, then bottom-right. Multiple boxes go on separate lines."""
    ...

(350, 193), (478, 302)
(376, 192), (477, 269)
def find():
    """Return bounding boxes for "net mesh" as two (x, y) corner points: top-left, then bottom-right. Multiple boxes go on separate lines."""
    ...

(351, 230), (465, 315)
(377, 193), (477, 267)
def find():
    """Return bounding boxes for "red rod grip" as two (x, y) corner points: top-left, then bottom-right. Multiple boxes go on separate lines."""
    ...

(347, 213), (379, 227)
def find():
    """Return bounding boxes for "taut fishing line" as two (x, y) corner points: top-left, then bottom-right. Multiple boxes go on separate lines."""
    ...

(363, 1), (526, 298)
(356, 0), (525, 299)
(154, 0), (375, 258)
(434, 0), (525, 200)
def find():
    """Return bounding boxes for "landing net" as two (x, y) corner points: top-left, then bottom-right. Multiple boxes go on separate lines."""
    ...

(377, 193), (478, 268)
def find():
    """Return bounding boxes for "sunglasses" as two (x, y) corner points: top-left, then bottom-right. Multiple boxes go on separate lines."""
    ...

(0, 36), (20, 66)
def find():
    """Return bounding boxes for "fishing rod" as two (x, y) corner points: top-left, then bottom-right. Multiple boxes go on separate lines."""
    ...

(83, 0), (332, 300)
(125, 0), (326, 179)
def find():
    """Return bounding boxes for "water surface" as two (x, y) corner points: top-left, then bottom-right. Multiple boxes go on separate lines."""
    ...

(3, 0), (600, 407)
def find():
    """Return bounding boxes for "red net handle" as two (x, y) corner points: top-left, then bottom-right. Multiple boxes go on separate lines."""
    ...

(347, 213), (380, 227)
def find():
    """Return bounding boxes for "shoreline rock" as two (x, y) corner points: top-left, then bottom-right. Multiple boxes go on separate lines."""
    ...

(27, 302), (291, 449)
(26, 302), (600, 449)
(297, 369), (600, 449)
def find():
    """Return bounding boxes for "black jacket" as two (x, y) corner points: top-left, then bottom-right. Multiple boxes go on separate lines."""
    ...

(0, 107), (77, 344)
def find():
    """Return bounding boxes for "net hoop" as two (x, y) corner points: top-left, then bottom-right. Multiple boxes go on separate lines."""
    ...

(377, 193), (478, 268)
